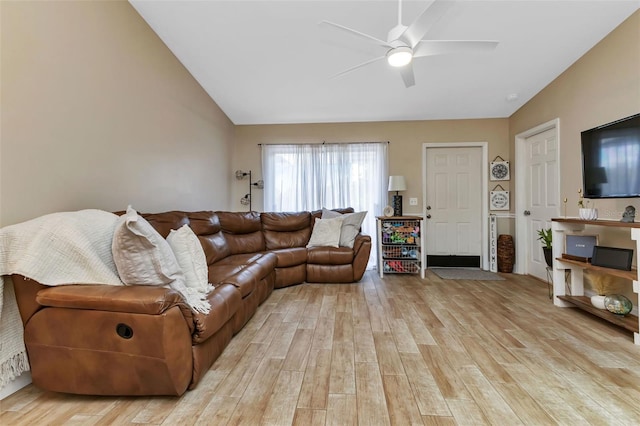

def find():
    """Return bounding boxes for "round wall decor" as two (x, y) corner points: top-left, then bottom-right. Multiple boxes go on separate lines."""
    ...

(490, 160), (510, 181)
(490, 190), (510, 210)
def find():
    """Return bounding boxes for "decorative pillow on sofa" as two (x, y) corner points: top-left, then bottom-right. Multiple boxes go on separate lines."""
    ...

(307, 216), (344, 248)
(322, 208), (367, 248)
(112, 206), (184, 286)
(167, 224), (212, 294)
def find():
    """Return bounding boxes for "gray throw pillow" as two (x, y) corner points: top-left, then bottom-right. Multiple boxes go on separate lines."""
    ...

(307, 216), (345, 248)
(322, 208), (367, 248)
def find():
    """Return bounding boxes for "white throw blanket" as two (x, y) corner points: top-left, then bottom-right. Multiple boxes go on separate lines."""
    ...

(0, 209), (123, 389)
(0, 209), (213, 390)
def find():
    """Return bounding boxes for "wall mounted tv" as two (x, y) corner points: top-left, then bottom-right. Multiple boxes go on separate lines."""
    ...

(581, 113), (640, 199)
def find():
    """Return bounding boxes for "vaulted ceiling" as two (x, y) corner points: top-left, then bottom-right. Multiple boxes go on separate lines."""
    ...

(130, 1), (639, 125)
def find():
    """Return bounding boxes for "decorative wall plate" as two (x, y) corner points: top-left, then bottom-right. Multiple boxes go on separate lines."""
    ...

(490, 190), (510, 210)
(383, 205), (394, 217)
(490, 160), (510, 181)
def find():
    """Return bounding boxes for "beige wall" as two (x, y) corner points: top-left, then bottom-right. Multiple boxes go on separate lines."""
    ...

(509, 10), (640, 221)
(233, 119), (509, 213)
(0, 0), (234, 227)
(510, 11), (639, 294)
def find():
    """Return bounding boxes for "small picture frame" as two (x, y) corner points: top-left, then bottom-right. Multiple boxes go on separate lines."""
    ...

(490, 190), (509, 210)
(563, 233), (599, 261)
(490, 160), (510, 181)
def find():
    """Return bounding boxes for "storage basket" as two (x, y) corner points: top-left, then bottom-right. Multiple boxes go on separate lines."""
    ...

(497, 234), (515, 273)
(381, 220), (421, 245)
(382, 259), (420, 274)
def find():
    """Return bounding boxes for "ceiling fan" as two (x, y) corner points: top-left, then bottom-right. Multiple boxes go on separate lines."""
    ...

(320, 0), (499, 88)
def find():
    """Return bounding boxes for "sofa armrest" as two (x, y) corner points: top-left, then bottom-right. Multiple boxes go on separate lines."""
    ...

(352, 233), (372, 281)
(352, 233), (371, 257)
(36, 285), (193, 320)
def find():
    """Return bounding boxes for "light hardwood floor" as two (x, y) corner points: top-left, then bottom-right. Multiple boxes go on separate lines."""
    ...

(2, 270), (640, 425)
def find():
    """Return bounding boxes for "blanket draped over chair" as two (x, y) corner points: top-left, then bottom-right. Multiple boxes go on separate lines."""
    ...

(0, 209), (124, 389)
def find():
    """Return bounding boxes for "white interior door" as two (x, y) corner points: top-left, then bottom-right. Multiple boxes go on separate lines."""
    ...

(425, 146), (482, 262)
(524, 128), (559, 280)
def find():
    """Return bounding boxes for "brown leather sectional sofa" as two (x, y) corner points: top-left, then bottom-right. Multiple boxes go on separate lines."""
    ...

(12, 208), (371, 396)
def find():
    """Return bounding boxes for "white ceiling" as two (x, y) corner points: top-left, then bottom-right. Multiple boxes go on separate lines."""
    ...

(130, 0), (639, 125)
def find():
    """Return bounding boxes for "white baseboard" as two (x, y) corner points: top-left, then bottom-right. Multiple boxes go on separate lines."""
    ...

(0, 371), (32, 400)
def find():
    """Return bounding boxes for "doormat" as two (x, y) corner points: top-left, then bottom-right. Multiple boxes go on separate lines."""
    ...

(430, 268), (505, 281)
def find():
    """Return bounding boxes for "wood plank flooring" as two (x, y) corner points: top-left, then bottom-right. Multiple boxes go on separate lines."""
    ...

(2, 270), (640, 425)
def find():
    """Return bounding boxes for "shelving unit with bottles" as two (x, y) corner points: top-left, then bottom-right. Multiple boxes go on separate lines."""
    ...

(551, 218), (639, 344)
(377, 216), (425, 279)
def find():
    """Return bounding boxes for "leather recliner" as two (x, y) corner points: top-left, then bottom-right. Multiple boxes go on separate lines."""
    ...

(11, 208), (371, 396)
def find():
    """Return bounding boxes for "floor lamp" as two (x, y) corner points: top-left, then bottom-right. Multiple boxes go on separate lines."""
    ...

(235, 170), (264, 211)
(388, 176), (407, 216)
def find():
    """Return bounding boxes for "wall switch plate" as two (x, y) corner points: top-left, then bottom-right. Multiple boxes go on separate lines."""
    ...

(409, 198), (418, 206)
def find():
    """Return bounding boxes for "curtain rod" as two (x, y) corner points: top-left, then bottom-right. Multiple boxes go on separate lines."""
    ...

(257, 141), (390, 146)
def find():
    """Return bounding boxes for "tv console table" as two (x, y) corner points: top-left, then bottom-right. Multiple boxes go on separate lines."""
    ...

(551, 218), (639, 344)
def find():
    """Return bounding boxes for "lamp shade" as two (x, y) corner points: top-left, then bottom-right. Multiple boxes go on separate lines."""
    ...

(388, 176), (407, 192)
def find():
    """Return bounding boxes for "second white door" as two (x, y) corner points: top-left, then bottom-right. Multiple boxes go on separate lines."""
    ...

(524, 127), (559, 281)
(425, 146), (483, 264)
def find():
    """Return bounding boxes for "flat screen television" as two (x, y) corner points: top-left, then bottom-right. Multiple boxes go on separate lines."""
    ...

(581, 113), (640, 198)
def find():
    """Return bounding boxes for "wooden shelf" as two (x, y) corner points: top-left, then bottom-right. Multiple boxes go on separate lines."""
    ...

(377, 215), (423, 220)
(557, 295), (639, 333)
(556, 257), (638, 281)
(552, 218), (640, 229)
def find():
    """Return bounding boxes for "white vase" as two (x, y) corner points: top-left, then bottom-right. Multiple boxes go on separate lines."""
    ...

(591, 295), (606, 309)
(579, 208), (598, 220)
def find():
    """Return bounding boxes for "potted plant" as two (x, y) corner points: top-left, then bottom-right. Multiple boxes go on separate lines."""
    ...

(586, 271), (619, 309)
(537, 228), (552, 267)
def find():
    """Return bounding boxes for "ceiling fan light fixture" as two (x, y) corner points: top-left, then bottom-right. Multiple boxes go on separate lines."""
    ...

(386, 46), (412, 67)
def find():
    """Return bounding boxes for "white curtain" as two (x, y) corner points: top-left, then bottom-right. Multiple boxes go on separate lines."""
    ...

(262, 142), (388, 269)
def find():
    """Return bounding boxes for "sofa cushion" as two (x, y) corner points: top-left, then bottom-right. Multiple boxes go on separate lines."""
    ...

(307, 216), (344, 248)
(270, 247), (308, 268)
(223, 231), (265, 255)
(167, 224), (210, 293)
(200, 232), (231, 266)
(217, 211), (261, 232)
(322, 208), (367, 248)
(263, 228), (312, 250)
(261, 212), (311, 231)
(208, 263), (245, 285)
(112, 206), (184, 287)
(307, 246), (354, 265)
(261, 212), (312, 250)
(214, 267), (258, 298)
(192, 283), (241, 344)
(214, 253), (267, 266)
(217, 212), (265, 255)
(209, 253), (276, 298)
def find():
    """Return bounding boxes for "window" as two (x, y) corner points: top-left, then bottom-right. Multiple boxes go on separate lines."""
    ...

(262, 142), (388, 268)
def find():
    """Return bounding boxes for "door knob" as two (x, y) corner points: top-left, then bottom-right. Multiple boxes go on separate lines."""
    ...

(426, 214), (432, 219)
(524, 210), (531, 216)
(426, 206), (431, 210)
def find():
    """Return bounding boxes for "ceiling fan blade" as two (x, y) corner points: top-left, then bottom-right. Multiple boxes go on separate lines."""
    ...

(399, 64), (415, 88)
(330, 56), (386, 79)
(413, 40), (499, 58)
(319, 20), (393, 49)
(400, 0), (454, 47)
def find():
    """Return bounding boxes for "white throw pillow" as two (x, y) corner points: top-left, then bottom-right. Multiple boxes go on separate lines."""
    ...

(307, 216), (345, 248)
(167, 224), (210, 294)
(112, 206), (184, 286)
(322, 208), (367, 248)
